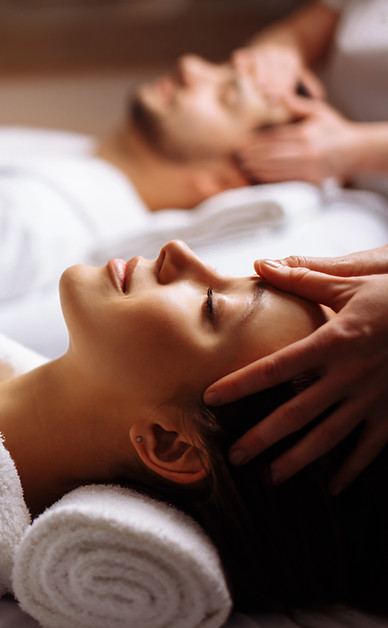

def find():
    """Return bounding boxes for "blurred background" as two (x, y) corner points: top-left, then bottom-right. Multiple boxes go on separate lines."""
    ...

(0, 0), (306, 136)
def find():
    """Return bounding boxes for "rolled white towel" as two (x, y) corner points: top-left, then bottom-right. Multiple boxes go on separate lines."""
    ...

(12, 485), (232, 628)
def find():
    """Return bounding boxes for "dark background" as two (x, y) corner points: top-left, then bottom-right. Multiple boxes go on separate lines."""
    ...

(0, 0), (307, 134)
(0, 0), (307, 75)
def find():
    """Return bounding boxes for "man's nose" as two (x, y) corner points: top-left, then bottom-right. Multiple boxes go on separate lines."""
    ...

(177, 54), (209, 88)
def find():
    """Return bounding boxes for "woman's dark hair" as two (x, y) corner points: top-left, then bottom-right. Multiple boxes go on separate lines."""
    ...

(116, 382), (388, 616)
(194, 382), (387, 616)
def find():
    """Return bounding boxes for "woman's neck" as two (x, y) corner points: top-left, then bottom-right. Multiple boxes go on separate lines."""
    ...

(0, 361), (65, 515)
(0, 357), (119, 517)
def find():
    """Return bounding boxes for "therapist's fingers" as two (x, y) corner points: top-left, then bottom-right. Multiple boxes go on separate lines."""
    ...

(231, 45), (303, 100)
(204, 319), (334, 406)
(204, 269), (378, 407)
(228, 371), (346, 465)
(254, 261), (357, 311)
(234, 350), (388, 480)
(274, 245), (388, 276)
(267, 394), (370, 484)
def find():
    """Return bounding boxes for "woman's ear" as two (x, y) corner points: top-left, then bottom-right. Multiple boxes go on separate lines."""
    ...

(129, 420), (208, 486)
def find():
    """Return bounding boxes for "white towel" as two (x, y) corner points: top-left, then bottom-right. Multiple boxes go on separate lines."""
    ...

(0, 438), (31, 597)
(92, 185), (285, 264)
(0, 333), (45, 597)
(12, 484), (232, 628)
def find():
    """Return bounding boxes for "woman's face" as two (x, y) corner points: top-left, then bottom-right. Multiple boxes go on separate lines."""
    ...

(60, 241), (325, 412)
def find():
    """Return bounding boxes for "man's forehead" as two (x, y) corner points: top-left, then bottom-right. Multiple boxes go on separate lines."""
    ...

(172, 55), (237, 80)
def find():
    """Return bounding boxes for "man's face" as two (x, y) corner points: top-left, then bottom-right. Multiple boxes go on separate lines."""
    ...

(129, 54), (291, 162)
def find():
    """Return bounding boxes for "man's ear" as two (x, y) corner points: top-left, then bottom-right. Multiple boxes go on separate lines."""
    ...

(129, 420), (208, 486)
(191, 157), (250, 199)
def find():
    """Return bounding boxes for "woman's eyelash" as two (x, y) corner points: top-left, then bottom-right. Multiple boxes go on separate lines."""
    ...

(206, 286), (214, 318)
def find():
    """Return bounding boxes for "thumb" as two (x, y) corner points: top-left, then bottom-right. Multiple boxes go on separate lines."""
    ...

(255, 260), (356, 311)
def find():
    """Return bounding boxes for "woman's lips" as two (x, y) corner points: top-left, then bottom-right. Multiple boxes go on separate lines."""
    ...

(108, 258), (126, 292)
(108, 256), (140, 293)
(123, 257), (139, 292)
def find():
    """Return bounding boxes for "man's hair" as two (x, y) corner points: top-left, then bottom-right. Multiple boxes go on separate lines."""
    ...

(128, 96), (199, 163)
(114, 382), (388, 616)
(129, 97), (168, 157)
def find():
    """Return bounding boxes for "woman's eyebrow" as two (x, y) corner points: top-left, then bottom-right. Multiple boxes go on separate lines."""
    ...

(243, 281), (266, 324)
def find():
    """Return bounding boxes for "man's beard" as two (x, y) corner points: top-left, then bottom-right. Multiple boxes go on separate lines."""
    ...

(128, 95), (192, 163)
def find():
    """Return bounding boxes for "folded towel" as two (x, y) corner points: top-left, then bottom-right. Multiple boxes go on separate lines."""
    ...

(12, 485), (232, 628)
(0, 333), (45, 597)
(92, 185), (286, 264)
(0, 438), (31, 597)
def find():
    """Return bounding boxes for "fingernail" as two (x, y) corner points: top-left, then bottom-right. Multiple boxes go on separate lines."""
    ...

(229, 448), (247, 465)
(203, 390), (221, 406)
(260, 259), (283, 269)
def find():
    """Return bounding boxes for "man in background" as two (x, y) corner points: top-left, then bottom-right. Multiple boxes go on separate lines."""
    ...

(97, 53), (293, 211)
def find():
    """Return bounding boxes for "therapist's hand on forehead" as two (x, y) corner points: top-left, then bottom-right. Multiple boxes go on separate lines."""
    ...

(231, 43), (325, 103)
(229, 0), (332, 103)
(204, 245), (388, 495)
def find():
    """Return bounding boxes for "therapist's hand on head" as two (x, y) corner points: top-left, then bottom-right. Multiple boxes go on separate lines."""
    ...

(203, 245), (388, 495)
(231, 43), (325, 102)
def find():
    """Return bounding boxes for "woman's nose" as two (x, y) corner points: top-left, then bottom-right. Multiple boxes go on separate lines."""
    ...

(159, 240), (215, 283)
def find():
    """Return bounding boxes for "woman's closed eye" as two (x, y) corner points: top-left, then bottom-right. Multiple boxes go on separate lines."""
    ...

(205, 286), (215, 320)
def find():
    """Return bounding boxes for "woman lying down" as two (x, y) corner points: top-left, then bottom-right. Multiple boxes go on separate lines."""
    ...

(0, 240), (386, 615)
